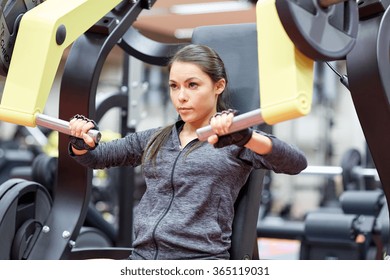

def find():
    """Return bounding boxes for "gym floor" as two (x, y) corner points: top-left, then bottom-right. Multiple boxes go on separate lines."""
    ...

(258, 238), (301, 260)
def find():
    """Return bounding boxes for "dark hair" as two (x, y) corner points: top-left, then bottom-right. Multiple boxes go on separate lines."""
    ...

(143, 44), (229, 165)
(167, 44), (229, 111)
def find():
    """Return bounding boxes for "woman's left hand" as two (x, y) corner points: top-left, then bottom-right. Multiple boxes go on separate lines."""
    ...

(208, 109), (253, 148)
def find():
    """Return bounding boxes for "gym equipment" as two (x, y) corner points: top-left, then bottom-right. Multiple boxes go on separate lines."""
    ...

(31, 153), (57, 195)
(3, 49), (143, 252)
(276, 0), (359, 61)
(93, 58), (134, 248)
(340, 190), (385, 216)
(345, 0), (390, 247)
(258, 189), (389, 259)
(0, 177), (114, 259)
(0, 0), (109, 141)
(301, 148), (380, 190)
(30, 152), (120, 248)
(35, 114), (101, 144)
(300, 190), (388, 260)
(0, 148), (34, 184)
(301, 212), (375, 259)
(29, 56), (140, 250)
(0, 0), (43, 76)
(0, 179), (52, 260)
(197, 0), (359, 140)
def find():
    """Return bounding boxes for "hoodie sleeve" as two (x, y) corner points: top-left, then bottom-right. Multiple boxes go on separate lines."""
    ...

(238, 131), (308, 175)
(69, 128), (157, 170)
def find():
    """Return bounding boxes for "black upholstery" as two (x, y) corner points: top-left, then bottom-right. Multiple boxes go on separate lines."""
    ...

(192, 23), (261, 115)
(192, 23), (269, 260)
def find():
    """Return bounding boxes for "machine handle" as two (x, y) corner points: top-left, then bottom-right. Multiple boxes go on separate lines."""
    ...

(196, 108), (264, 141)
(35, 113), (101, 143)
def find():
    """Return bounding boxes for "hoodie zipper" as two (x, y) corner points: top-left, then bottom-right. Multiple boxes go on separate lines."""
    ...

(151, 139), (197, 260)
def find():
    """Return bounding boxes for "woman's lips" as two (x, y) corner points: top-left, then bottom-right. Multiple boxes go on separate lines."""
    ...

(178, 107), (192, 113)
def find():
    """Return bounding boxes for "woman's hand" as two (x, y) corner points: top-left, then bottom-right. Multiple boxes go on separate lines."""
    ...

(69, 115), (98, 154)
(207, 109), (252, 148)
(207, 110), (235, 145)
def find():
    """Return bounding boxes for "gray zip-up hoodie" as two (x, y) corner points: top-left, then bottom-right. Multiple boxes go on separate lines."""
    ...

(71, 120), (307, 260)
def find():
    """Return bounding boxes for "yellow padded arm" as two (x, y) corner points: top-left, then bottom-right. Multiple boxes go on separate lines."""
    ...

(0, 0), (121, 126)
(256, 0), (314, 125)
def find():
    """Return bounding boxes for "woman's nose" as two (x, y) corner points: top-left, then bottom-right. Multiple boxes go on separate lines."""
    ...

(178, 88), (188, 102)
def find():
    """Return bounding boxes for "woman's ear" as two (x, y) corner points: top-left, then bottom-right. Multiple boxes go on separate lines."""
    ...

(215, 78), (226, 95)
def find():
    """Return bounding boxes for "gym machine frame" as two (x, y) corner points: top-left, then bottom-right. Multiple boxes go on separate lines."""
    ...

(47, 0), (183, 259)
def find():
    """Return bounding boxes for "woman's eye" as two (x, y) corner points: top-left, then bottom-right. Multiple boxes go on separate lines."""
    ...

(188, 82), (198, 89)
(169, 84), (178, 90)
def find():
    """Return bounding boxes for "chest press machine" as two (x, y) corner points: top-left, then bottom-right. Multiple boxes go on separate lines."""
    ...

(0, 0), (388, 260)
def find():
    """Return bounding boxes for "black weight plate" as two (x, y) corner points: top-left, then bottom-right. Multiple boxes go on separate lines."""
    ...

(0, 180), (52, 259)
(0, 0), (44, 76)
(341, 148), (361, 190)
(0, 177), (24, 198)
(276, 0), (359, 61)
(11, 218), (41, 259)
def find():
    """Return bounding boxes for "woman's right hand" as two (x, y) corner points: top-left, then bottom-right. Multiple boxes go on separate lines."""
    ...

(69, 115), (98, 154)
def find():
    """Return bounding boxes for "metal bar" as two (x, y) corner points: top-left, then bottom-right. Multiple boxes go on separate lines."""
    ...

(301, 165), (343, 176)
(353, 166), (379, 180)
(196, 108), (264, 141)
(301, 165), (379, 181)
(319, 0), (349, 8)
(35, 113), (101, 143)
(24, 126), (48, 147)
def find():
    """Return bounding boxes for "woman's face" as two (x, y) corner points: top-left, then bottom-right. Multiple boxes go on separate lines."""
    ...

(169, 61), (225, 128)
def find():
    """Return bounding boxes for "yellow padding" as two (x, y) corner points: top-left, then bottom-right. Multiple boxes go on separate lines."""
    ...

(0, 0), (121, 127)
(256, 0), (314, 125)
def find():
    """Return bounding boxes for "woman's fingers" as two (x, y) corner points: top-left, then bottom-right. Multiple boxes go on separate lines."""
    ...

(83, 132), (96, 148)
(207, 134), (219, 145)
(69, 118), (95, 139)
(210, 111), (234, 135)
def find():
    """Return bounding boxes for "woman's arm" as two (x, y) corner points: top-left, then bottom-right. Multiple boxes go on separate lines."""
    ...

(208, 110), (307, 174)
(243, 130), (272, 155)
(67, 115), (157, 169)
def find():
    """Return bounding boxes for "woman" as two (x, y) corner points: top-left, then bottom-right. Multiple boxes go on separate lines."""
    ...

(68, 44), (307, 260)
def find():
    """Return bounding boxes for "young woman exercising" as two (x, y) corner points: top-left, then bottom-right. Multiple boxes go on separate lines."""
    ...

(68, 44), (307, 260)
